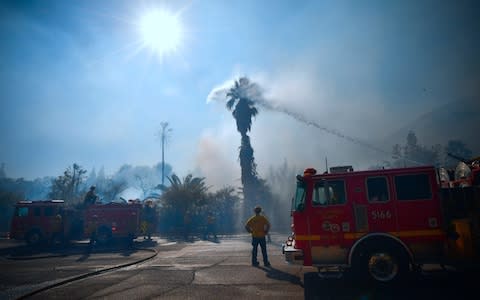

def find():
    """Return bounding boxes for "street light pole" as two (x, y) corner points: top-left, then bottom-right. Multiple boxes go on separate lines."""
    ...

(159, 122), (171, 186)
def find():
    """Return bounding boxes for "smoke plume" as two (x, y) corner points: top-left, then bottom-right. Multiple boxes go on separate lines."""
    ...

(208, 79), (392, 158)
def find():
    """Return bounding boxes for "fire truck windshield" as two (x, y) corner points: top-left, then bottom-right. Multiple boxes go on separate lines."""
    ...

(293, 182), (306, 211)
(15, 207), (29, 217)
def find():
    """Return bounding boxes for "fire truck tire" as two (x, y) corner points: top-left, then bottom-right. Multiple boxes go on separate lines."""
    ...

(95, 226), (112, 245)
(26, 229), (43, 246)
(357, 245), (409, 284)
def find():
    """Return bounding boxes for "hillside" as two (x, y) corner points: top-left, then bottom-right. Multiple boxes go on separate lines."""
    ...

(382, 97), (479, 156)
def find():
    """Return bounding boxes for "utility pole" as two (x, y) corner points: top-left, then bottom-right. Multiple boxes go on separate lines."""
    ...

(159, 122), (172, 186)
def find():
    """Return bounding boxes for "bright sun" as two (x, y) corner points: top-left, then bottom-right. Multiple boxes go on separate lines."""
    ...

(138, 9), (183, 59)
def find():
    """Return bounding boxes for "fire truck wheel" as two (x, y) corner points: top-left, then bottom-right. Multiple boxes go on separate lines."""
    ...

(363, 247), (409, 284)
(95, 227), (112, 245)
(26, 230), (43, 246)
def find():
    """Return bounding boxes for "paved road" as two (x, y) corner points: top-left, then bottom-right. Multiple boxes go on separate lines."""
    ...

(0, 238), (157, 299)
(1, 234), (477, 299)
(1, 234), (310, 299)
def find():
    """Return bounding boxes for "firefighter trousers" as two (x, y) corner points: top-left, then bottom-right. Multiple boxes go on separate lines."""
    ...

(251, 236), (270, 266)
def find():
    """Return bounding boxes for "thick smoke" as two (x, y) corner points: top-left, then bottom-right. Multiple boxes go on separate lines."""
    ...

(207, 77), (425, 167)
(194, 130), (240, 189)
(209, 80), (390, 158)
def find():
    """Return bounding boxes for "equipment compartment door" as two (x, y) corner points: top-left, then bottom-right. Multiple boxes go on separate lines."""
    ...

(394, 172), (443, 233)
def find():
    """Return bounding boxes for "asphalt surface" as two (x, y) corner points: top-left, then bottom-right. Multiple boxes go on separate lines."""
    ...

(1, 234), (310, 300)
(0, 237), (158, 299)
(1, 235), (478, 300)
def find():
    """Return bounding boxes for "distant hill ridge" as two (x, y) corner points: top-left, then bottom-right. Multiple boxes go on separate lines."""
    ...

(383, 97), (479, 156)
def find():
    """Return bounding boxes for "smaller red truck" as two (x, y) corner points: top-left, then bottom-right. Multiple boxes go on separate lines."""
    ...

(10, 200), (142, 246)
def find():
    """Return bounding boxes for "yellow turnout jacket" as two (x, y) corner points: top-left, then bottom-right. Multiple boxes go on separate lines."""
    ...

(245, 214), (270, 238)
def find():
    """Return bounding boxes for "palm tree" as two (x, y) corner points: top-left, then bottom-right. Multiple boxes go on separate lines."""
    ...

(226, 77), (261, 214)
(226, 77), (259, 138)
(157, 174), (209, 238)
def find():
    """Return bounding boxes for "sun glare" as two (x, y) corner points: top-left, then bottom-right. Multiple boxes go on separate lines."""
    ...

(138, 9), (183, 59)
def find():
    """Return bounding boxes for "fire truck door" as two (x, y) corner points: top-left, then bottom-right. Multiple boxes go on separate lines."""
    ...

(309, 179), (352, 263)
(364, 176), (397, 232)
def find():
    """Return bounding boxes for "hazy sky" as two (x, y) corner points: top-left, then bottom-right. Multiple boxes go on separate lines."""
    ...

(1, 0), (478, 189)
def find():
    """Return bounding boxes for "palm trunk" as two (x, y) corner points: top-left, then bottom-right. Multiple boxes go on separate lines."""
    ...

(239, 133), (259, 215)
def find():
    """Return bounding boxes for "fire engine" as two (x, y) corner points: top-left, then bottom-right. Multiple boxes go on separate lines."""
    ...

(282, 160), (480, 285)
(10, 200), (143, 246)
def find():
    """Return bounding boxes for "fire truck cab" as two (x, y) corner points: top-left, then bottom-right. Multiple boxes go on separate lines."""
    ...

(283, 165), (480, 284)
(10, 200), (66, 246)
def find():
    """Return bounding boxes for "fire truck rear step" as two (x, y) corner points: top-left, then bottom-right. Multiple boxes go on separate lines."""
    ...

(316, 266), (345, 279)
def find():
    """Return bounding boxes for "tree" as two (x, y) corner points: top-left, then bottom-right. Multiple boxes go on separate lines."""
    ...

(102, 177), (128, 202)
(226, 77), (263, 214)
(226, 77), (259, 136)
(157, 174), (209, 236)
(49, 163), (87, 205)
(109, 163), (168, 200)
(134, 169), (160, 200)
(207, 186), (241, 233)
(391, 131), (441, 167)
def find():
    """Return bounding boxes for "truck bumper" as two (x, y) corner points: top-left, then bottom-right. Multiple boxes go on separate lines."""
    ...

(282, 243), (304, 265)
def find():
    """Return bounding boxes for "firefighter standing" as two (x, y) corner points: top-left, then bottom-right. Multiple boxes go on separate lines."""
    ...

(83, 186), (99, 245)
(142, 200), (156, 240)
(245, 205), (271, 267)
(84, 186), (99, 207)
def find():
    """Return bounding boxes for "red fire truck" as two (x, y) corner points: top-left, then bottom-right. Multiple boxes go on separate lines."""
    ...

(10, 200), (143, 246)
(282, 162), (480, 285)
